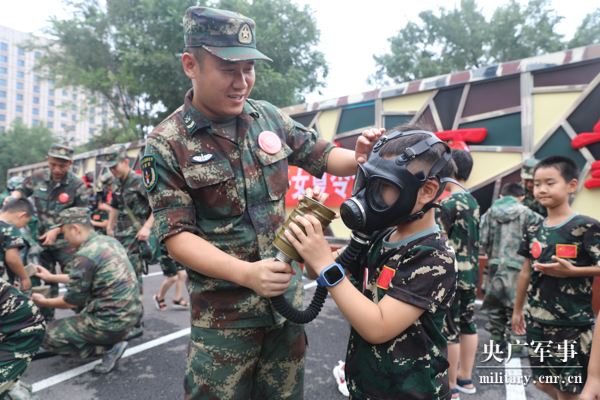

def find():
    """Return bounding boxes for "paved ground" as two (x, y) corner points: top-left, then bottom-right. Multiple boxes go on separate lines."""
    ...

(23, 265), (555, 400)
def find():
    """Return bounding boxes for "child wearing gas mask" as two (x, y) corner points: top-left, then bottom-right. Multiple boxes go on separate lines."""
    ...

(286, 126), (459, 400)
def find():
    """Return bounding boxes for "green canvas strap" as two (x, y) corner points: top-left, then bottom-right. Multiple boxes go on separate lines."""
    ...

(118, 173), (142, 232)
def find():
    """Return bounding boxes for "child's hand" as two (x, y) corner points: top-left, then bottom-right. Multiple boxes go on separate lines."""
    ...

(533, 256), (576, 278)
(297, 187), (339, 220)
(284, 215), (336, 276)
(34, 265), (53, 282)
(511, 309), (526, 336)
(580, 375), (600, 400)
(31, 293), (47, 307)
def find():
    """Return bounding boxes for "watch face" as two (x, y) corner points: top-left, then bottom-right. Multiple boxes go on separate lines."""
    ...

(324, 265), (344, 285)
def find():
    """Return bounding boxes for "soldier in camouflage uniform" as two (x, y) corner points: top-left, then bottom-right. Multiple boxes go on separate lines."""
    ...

(479, 183), (541, 350)
(435, 149), (480, 397)
(0, 177), (24, 206)
(143, 7), (380, 399)
(284, 130), (458, 399)
(5, 145), (88, 320)
(31, 208), (141, 374)
(0, 200), (34, 291)
(513, 156), (600, 397)
(0, 278), (45, 400)
(520, 158), (547, 217)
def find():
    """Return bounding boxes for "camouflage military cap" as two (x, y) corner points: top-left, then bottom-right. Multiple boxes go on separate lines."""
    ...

(99, 144), (127, 167)
(6, 176), (25, 190)
(521, 158), (538, 180)
(96, 173), (114, 191)
(48, 143), (74, 161)
(50, 207), (91, 229)
(183, 7), (272, 62)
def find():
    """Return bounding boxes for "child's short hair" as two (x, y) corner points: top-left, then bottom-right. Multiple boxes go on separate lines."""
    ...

(500, 182), (525, 197)
(534, 155), (579, 182)
(379, 123), (457, 180)
(451, 149), (473, 181)
(1, 198), (34, 217)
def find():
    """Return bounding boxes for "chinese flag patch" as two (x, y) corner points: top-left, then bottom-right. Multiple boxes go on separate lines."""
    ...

(556, 244), (577, 258)
(377, 266), (396, 290)
(531, 242), (542, 259)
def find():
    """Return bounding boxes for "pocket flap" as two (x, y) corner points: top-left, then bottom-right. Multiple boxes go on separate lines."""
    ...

(253, 142), (293, 166)
(182, 159), (234, 189)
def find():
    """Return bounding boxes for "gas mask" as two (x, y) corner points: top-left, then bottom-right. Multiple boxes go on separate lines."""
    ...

(340, 130), (464, 234)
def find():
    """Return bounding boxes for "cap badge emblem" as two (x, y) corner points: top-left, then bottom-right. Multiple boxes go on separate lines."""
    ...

(238, 23), (252, 44)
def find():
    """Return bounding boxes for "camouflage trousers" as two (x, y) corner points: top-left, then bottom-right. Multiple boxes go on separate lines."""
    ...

(443, 288), (477, 344)
(33, 241), (77, 321)
(185, 322), (306, 400)
(159, 243), (184, 277)
(0, 308), (45, 399)
(42, 314), (131, 359)
(481, 263), (525, 344)
(526, 320), (592, 394)
(115, 228), (144, 290)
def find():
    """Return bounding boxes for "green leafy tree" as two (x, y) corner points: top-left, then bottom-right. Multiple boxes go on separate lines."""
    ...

(0, 121), (56, 190)
(28, 0), (327, 142)
(369, 0), (597, 86)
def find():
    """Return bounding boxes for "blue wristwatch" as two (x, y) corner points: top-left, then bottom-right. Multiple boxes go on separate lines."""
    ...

(316, 263), (345, 287)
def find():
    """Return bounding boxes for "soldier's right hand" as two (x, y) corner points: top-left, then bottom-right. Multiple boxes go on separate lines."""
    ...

(245, 258), (296, 298)
(511, 310), (526, 336)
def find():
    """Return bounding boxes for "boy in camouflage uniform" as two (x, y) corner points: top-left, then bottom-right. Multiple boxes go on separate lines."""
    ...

(513, 155), (600, 399)
(286, 128), (458, 399)
(479, 182), (541, 352)
(144, 7), (381, 399)
(520, 159), (547, 217)
(31, 208), (141, 374)
(435, 149), (480, 398)
(0, 200), (33, 291)
(5, 144), (89, 321)
(0, 278), (45, 400)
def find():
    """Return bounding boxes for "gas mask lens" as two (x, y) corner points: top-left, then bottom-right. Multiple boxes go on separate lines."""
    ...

(368, 178), (402, 212)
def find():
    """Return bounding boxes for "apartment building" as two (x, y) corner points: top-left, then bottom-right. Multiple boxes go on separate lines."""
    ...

(0, 25), (114, 146)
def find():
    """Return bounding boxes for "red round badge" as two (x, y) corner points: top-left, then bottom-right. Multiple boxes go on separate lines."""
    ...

(258, 131), (282, 155)
(531, 241), (542, 259)
(58, 193), (69, 203)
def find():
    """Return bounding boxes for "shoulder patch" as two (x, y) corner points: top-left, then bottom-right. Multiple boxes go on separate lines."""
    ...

(141, 155), (157, 192)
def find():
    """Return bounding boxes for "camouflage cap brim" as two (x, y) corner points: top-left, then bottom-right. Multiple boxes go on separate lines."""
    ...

(98, 159), (120, 168)
(202, 45), (272, 62)
(48, 151), (73, 161)
(521, 171), (534, 179)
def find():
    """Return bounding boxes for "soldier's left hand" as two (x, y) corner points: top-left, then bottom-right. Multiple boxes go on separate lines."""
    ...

(355, 128), (385, 164)
(135, 226), (151, 242)
(39, 227), (60, 246)
(533, 256), (576, 278)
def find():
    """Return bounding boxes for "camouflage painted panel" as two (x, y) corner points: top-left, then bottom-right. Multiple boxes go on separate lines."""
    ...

(518, 214), (600, 326)
(17, 169), (88, 239)
(436, 191), (481, 289)
(0, 221), (26, 280)
(144, 91), (333, 328)
(63, 232), (141, 331)
(346, 231), (455, 399)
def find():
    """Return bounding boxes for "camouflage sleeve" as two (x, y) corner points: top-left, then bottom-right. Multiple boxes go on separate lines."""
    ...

(479, 211), (491, 256)
(517, 227), (532, 259)
(63, 255), (95, 306)
(3, 225), (26, 251)
(387, 243), (456, 314)
(435, 204), (453, 237)
(16, 175), (34, 198)
(72, 179), (89, 207)
(583, 219), (600, 266)
(144, 136), (199, 242)
(277, 108), (335, 178)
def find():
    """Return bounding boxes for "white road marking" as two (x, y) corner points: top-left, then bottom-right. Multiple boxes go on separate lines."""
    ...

(505, 357), (527, 400)
(33, 280), (318, 392)
(475, 299), (483, 305)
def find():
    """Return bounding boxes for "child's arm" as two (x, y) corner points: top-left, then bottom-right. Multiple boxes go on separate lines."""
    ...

(31, 294), (77, 309)
(580, 322), (600, 400)
(5, 248), (31, 291)
(34, 265), (70, 284)
(533, 257), (600, 278)
(91, 219), (109, 228)
(511, 258), (531, 336)
(286, 215), (426, 344)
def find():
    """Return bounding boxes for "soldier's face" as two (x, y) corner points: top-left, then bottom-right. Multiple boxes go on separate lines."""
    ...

(533, 166), (577, 208)
(46, 156), (72, 181)
(192, 53), (255, 119)
(109, 160), (129, 180)
(522, 179), (534, 193)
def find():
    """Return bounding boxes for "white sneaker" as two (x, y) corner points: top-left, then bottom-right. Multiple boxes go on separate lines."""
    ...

(333, 361), (349, 397)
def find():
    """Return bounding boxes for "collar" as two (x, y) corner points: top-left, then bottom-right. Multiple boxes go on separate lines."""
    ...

(80, 231), (99, 248)
(383, 225), (440, 249)
(181, 89), (260, 137)
(43, 169), (72, 186)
